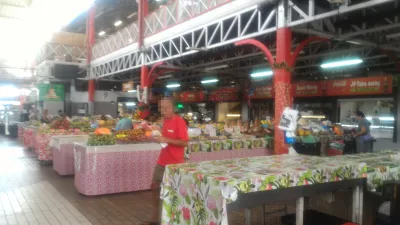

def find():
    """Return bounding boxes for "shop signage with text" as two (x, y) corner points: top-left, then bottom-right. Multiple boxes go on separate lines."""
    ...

(325, 76), (392, 96)
(209, 88), (238, 102)
(252, 86), (273, 99)
(292, 81), (323, 97)
(175, 91), (205, 102)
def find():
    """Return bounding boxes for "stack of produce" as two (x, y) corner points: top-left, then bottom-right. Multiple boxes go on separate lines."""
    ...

(87, 128), (116, 146)
(70, 121), (92, 133)
(97, 119), (116, 129)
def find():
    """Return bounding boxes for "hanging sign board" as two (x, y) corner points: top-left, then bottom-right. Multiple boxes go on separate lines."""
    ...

(292, 81), (323, 97)
(37, 84), (64, 101)
(209, 88), (238, 102)
(325, 76), (392, 96)
(122, 81), (134, 92)
(252, 86), (273, 99)
(175, 91), (205, 102)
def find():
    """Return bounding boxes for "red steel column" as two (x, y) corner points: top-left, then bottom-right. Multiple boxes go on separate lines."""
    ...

(138, 0), (149, 91)
(87, 4), (96, 113)
(274, 0), (292, 155)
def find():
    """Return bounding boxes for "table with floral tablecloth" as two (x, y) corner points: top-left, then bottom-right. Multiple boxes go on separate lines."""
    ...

(332, 151), (400, 192)
(161, 154), (367, 225)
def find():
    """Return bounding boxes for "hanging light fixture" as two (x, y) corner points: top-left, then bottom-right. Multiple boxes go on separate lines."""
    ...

(201, 79), (219, 84)
(321, 58), (363, 69)
(250, 70), (273, 78)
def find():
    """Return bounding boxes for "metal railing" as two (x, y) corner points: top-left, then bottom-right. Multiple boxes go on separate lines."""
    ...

(36, 43), (87, 66)
(92, 0), (232, 59)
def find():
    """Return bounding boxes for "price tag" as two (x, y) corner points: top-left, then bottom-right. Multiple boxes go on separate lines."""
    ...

(233, 126), (241, 135)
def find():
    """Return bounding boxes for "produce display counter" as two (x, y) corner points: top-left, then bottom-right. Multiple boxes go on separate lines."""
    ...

(17, 123), (24, 143)
(74, 143), (162, 196)
(161, 154), (367, 225)
(294, 134), (346, 156)
(186, 137), (270, 163)
(50, 135), (89, 175)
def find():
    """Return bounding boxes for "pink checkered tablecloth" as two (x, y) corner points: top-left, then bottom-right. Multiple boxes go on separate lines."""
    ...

(187, 148), (270, 163)
(35, 133), (52, 161)
(74, 143), (162, 196)
(74, 143), (270, 196)
(23, 127), (36, 149)
(51, 135), (89, 176)
(18, 125), (24, 143)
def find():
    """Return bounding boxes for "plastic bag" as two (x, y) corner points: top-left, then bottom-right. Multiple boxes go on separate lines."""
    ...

(279, 107), (299, 131)
(288, 147), (299, 156)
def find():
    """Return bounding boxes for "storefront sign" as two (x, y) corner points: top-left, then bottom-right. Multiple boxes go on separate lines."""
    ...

(252, 86), (273, 99)
(209, 88), (238, 102)
(122, 81), (134, 92)
(175, 91), (205, 102)
(326, 76), (392, 96)
(292, 81), (323, 97)
(37, 84), (64, 101)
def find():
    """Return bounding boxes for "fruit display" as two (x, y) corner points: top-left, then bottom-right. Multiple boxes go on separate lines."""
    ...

(115, 129), (152, 144)
(50, 118), (70, 130)
(70, 121), (92, 133)
(87, 133), (116, 146)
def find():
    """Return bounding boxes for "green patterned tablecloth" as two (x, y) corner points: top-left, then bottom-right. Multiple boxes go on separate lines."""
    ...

(161, 155), (366, 225)
(332, 151), (400, 191)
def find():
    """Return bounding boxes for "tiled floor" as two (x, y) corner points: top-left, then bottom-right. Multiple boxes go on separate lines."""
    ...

(0, 137), (381, 225)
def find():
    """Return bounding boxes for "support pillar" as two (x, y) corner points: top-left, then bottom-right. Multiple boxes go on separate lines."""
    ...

(86, 4), (96, 115)
(138, 0), (149, 91)
(88, 80), (95, 114)
(235, 0), (328, 154)
(274, 0), (292, 155)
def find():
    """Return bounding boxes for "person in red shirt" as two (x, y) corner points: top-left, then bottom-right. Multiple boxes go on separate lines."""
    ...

(147, 97), (188, 225)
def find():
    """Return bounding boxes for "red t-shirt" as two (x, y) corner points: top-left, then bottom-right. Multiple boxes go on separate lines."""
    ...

(157, 115), (189, 167)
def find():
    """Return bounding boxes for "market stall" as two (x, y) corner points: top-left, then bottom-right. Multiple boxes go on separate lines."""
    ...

(50, 135), (89, 175)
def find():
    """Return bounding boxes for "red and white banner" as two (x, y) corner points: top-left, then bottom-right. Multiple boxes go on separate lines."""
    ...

(292, 81), (323, 97)
(325, 75), (392, 96)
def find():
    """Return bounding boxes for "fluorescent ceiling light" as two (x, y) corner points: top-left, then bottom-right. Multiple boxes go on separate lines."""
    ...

(126, 102), (136, 106)
(387, 32), (400, 38)
(98, 31), (106, 36)
(301, 115), (326, 119)
(158, 74), (173, 79)
(127, 90), (136, 93)
(250, 70), (273, 78)
(201, 79), (218, 84)
(114, 21), (122, 27)
(346, 41), (361, 45)
(0, 101), (20, 106)
(204, 64), (228, 71)
(166, 84), (180, 88)
(227, 114), (241, 117)
(379, 117), (394, 121)
(321, 58), (363, 68)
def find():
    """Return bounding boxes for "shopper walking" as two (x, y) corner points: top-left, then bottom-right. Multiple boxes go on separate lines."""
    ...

(146, 97), (189, 225)
(353, 110), (373, 153)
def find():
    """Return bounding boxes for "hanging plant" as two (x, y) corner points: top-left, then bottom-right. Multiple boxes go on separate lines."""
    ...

(273, 62), (294, 72)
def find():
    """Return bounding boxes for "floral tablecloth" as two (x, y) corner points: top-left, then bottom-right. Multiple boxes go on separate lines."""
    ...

(332, 152), (400, 192)
(161, 155), (366, 225)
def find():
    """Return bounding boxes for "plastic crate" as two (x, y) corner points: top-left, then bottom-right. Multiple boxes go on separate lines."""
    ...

(281, 210), (356, 225)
